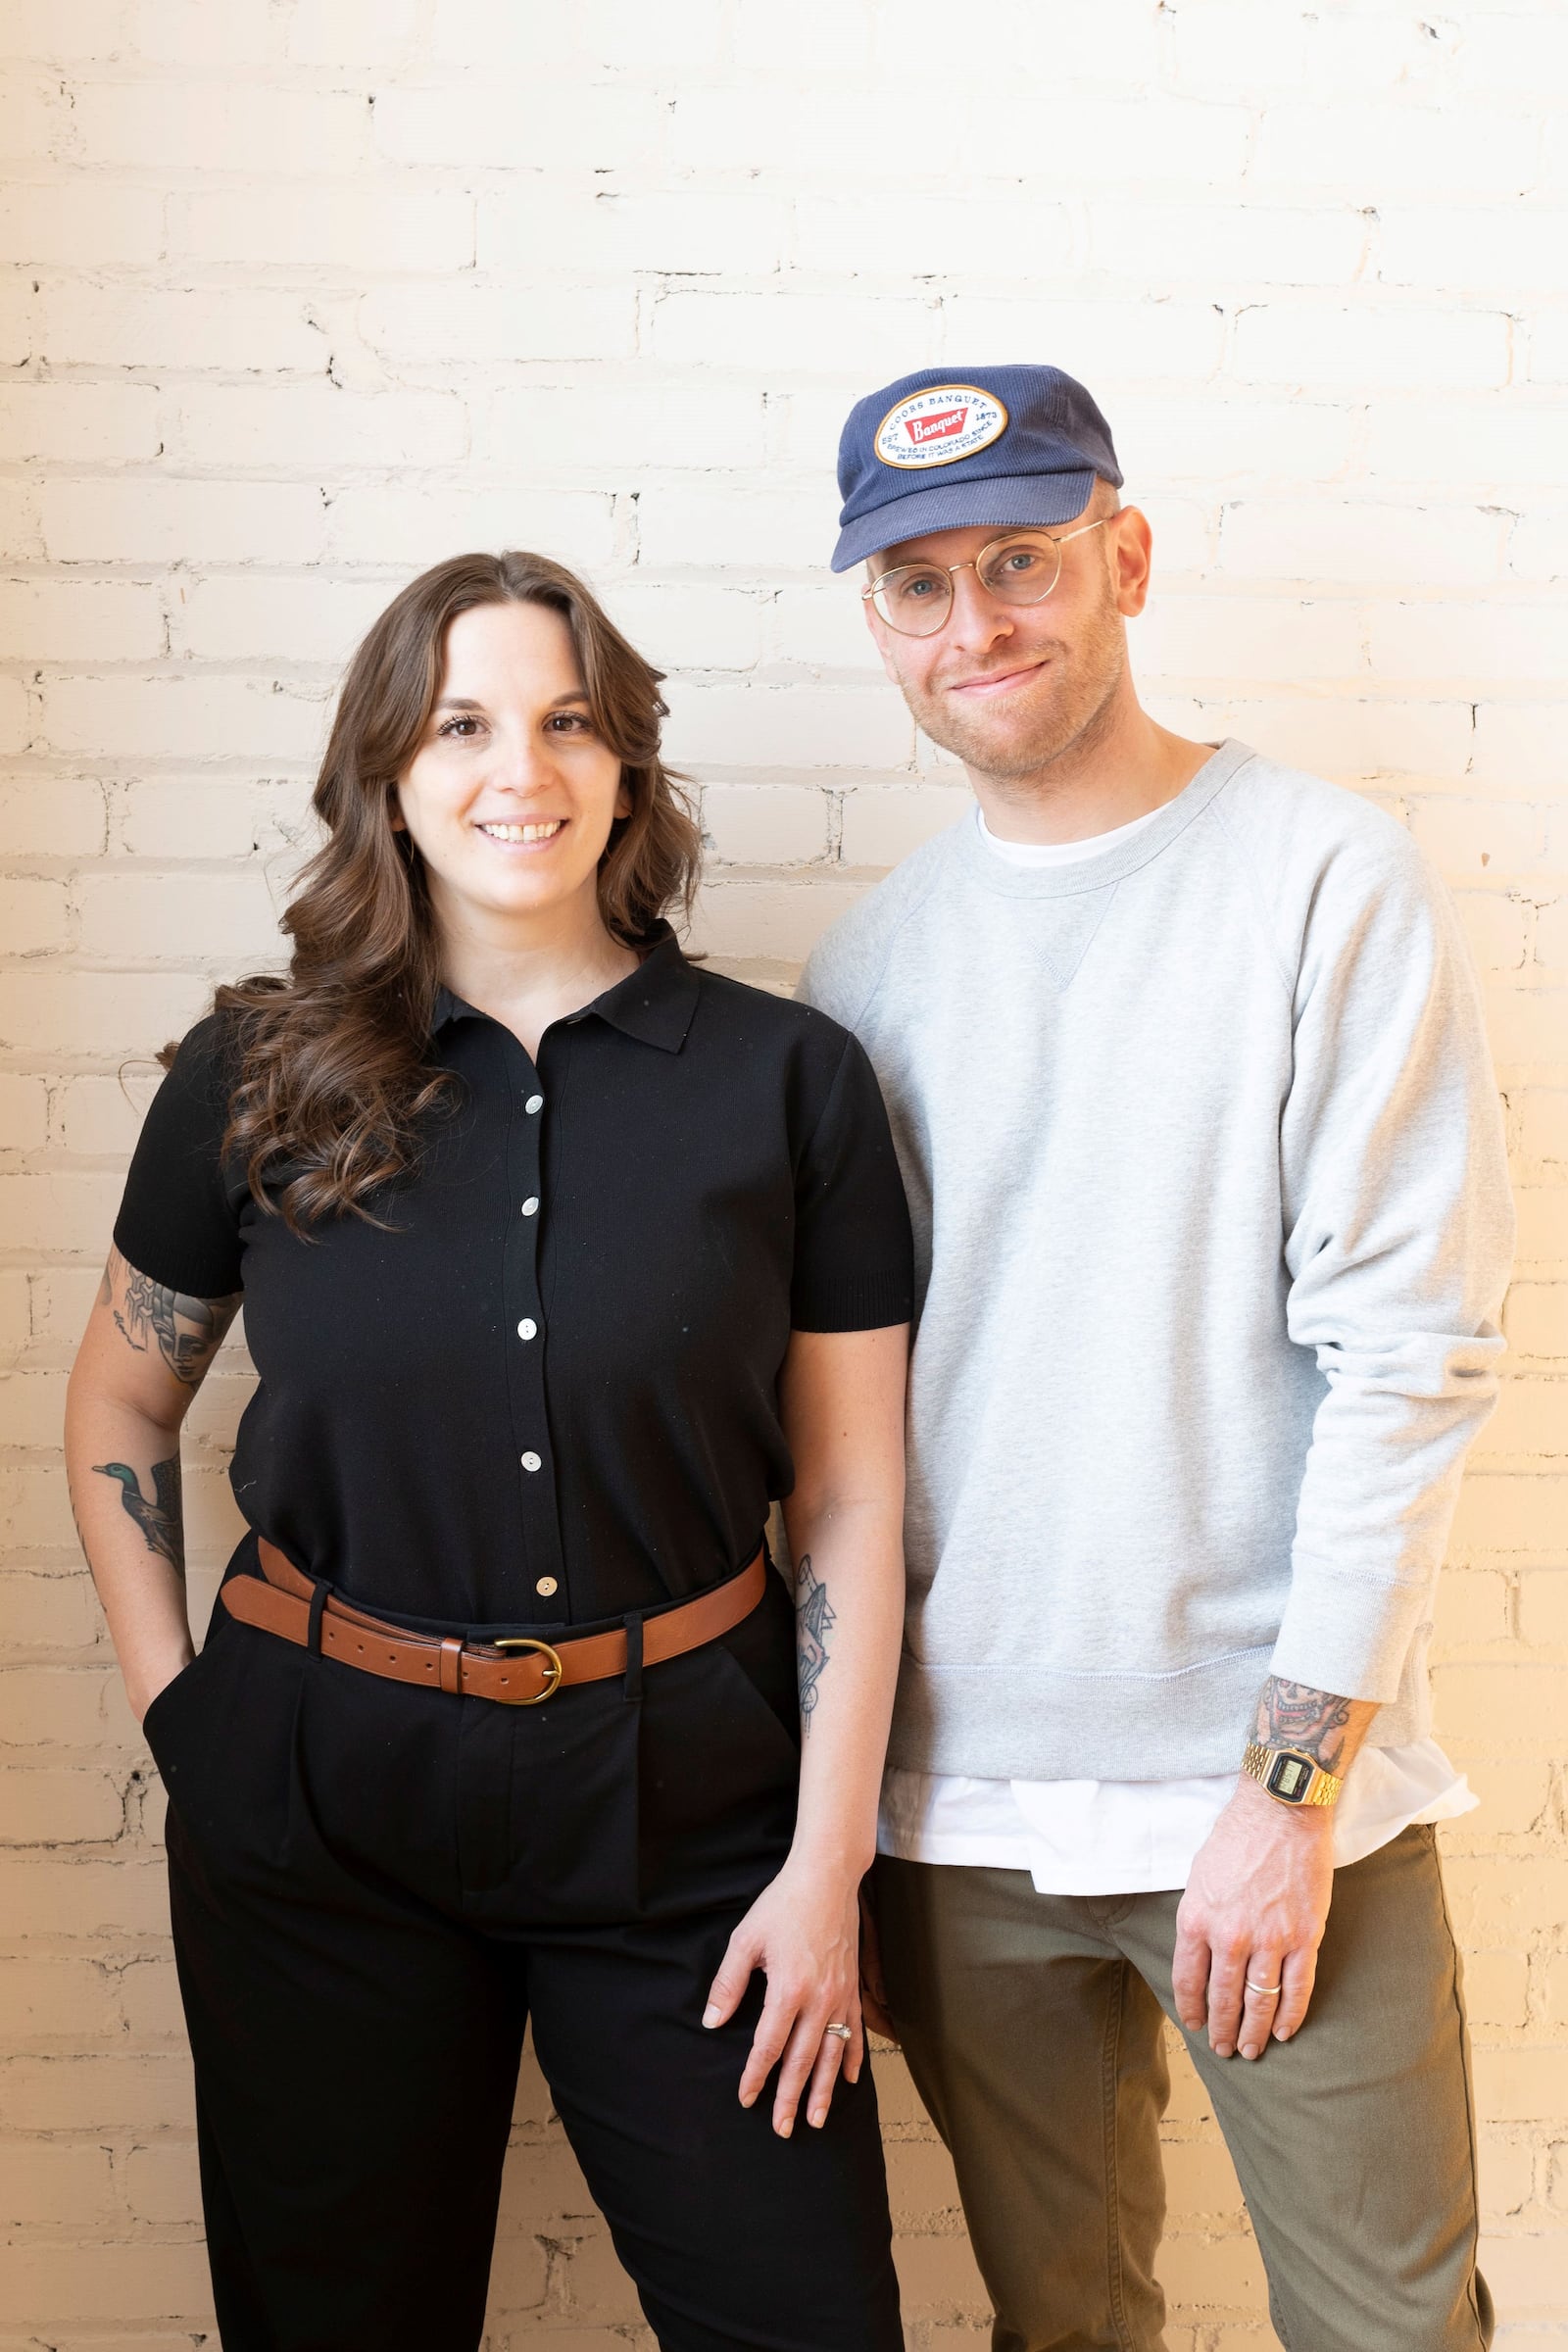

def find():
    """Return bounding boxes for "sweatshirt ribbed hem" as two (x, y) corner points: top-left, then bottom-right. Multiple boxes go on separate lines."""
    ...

(888, 1648), (1275, 1782)
(888, 1649), (1432, 1782)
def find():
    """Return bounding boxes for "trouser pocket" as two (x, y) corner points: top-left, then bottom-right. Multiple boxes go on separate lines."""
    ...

(636, 1578), (801, 1914)
(149, 1610), (304, 1887)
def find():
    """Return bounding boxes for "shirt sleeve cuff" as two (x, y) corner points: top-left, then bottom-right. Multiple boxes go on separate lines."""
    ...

(1268, 1559), (1432, 1704)
(111, 1211), (242, 1302)
(789, 1267), (913, 1334)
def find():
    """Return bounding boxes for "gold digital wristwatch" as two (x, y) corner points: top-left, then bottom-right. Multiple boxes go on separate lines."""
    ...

(1242, 1742), (1343, 1809)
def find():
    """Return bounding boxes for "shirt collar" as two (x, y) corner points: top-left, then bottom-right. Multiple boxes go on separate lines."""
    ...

(431, 921), (701, 1054)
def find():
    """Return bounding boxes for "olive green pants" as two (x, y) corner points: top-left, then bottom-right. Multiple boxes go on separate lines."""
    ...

(875, 1825), (1492, 2352)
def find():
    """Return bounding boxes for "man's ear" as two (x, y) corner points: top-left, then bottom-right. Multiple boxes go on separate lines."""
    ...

(1110, 506), (1154, 620)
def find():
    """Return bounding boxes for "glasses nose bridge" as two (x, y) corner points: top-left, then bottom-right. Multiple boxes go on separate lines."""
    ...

(945, 554), (1018, 639)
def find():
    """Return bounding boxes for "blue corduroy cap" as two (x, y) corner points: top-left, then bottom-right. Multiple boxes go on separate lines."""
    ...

(831, 364), (1123, 573)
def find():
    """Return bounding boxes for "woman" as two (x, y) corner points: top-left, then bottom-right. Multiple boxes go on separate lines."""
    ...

(64, 552), (912, 2351)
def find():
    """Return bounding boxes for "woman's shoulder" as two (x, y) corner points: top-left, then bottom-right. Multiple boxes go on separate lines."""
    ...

(161, 1000), (252, 1105)
(689, 965), (857, 1068)
(684, 967), (889, 1158)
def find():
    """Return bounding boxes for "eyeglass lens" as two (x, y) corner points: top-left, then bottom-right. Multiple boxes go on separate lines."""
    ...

(871, 533), (1065, 637)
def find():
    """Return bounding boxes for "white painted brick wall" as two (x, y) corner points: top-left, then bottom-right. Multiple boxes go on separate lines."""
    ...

(2, 3), (1564, 2346)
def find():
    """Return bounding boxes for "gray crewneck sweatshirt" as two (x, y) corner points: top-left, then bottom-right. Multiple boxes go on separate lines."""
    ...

(799, 742), (1514, 1783)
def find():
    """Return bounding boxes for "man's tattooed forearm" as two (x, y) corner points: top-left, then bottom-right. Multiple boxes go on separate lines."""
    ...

(794, 1553), (836, 1735)
(106, 1247), (225, 1388)
(1255, 1678), (1353, 1769)
(91, 1454), (185, 1580)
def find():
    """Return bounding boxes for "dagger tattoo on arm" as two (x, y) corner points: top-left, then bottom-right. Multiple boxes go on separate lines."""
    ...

(794, 1553), (836, 1735)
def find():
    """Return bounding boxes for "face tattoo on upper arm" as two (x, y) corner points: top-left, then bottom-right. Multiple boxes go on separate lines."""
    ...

(794, 1553), (837, 1734)
(104, 1247), (236, 1389)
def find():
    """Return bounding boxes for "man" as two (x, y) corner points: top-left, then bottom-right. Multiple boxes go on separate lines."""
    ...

(799, 365), (1513, 2352)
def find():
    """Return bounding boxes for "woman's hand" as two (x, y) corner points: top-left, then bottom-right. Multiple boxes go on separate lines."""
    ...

(128, 1646), (194, 1728)
(702, 1853), (865, 2136)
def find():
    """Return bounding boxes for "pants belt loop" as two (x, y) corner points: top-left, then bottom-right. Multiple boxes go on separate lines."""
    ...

(623, 1611), (644, 1703)
(306, 1579), (332, 1657)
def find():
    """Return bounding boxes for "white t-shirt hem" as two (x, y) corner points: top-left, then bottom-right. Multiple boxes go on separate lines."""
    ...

(876, 1744), (1477, 1896)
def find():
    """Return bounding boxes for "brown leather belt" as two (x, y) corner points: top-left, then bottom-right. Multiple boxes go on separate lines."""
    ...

(220, 1539), (768, 1707)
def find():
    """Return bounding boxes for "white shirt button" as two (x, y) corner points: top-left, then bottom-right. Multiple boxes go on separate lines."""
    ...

(520, 1451), (542, 1473)
(525, 1094), (544, 1114)
(520, 1197), (539, 1217)
(535, 1576), (558, 1596)
(517, 1318), (537, 1341)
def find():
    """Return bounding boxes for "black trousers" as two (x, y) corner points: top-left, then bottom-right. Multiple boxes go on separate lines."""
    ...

(145, 1552), (903, 2352)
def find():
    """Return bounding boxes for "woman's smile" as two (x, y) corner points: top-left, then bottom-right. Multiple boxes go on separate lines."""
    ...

(473, 816), (565, 849)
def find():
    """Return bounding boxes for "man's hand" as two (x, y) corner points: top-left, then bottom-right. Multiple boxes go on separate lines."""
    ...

(1172, 1775), (1335, 2061)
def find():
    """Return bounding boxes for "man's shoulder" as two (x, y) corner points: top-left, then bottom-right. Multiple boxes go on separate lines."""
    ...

(1215, 748), (1433, 901)
(1208, 749), (1457, 990)
(799, 821), (964, 1029)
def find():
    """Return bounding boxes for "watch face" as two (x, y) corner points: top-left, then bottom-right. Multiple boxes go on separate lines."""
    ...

(1266, 1752), (1313, 1803)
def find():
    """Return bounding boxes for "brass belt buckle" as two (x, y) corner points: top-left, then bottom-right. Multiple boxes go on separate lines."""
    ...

(491, 1635), (564, 1704)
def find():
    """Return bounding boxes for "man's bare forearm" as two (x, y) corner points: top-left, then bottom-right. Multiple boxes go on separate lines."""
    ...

(1250, 1677), (1377, 1778)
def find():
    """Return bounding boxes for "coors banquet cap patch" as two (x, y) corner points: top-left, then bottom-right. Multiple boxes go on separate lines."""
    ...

(832, 365), (1123, 569)
(873, 382), (1009, 469)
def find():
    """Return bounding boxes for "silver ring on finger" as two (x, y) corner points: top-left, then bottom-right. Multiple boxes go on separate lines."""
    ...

(823, 2021), (852, 2041)
(1245, 1978), (1282, 1996)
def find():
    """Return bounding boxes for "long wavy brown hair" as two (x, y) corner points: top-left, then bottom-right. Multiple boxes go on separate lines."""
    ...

(200, 550), (701, 1233)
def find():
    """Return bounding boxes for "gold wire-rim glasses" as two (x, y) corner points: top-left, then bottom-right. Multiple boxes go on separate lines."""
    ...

(860, 517), (1110, 637)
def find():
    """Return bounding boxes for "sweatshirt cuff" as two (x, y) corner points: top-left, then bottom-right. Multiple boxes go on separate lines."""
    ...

(1268, 1559), (1433, 1704)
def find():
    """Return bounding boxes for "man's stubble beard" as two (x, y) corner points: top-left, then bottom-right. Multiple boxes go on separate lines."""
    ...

(898, 595), (1129, 792)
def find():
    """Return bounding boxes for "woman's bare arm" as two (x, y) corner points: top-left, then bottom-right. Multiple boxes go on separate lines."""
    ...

(777, 1324), (907, 1869)
(702, 1321), (908, 2133)
(65, 1247), (241, 1724)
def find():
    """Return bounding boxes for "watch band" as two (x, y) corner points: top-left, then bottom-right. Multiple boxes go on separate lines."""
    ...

(1242, 1741), (1344, 1808)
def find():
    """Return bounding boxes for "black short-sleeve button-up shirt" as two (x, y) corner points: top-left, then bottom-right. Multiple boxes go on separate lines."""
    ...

(113, 928), (913, 1630)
